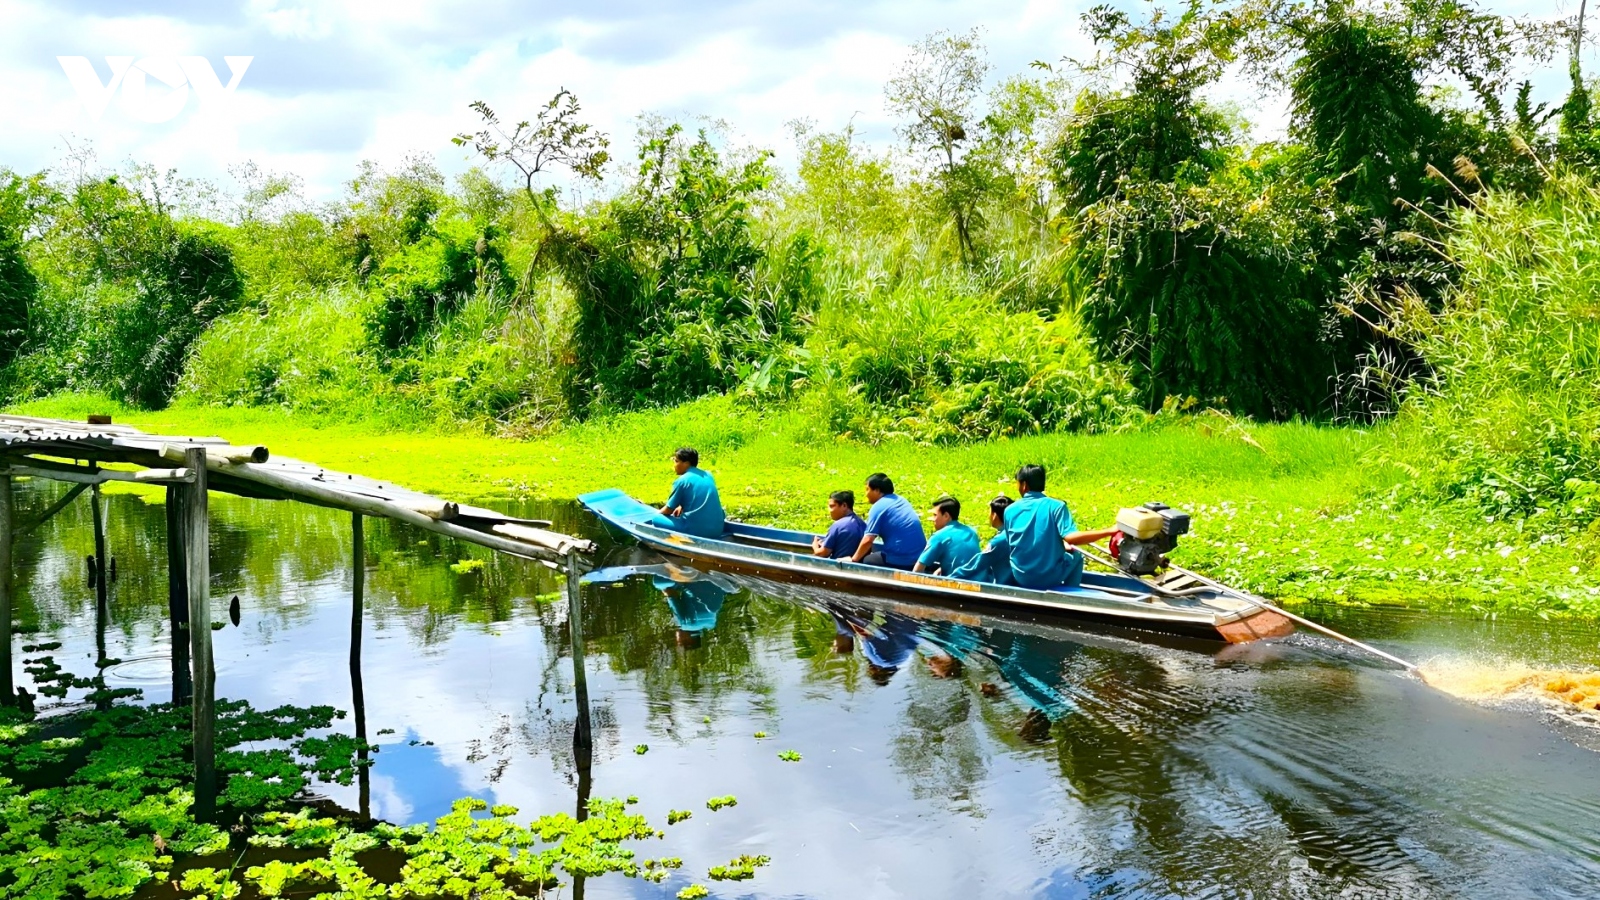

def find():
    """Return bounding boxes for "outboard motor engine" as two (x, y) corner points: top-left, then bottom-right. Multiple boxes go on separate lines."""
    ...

(1113, 502), (1191, 575)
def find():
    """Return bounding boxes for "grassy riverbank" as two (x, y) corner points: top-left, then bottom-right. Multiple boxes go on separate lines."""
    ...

(9, 393), (1597, 617)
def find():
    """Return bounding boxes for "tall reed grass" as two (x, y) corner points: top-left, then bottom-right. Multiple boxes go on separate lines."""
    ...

(1389, 174), (1600, 523)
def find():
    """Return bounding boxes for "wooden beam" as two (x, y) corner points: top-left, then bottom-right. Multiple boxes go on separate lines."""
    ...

(566, 550), (592, 752)
(90, 483), (107, 613)
(184, 447), (215, 822)
(14, 481), (89, 538)
(166, 485), (192, 705)
(350, 513), (370, 820)
(159, 443), (268, 466)
(0, 474), (12, 705)
(1, 462), (194, 485)
(183, 457), (579, 561)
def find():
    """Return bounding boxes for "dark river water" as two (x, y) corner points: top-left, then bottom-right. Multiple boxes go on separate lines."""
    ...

(7, 482), (1600, 899)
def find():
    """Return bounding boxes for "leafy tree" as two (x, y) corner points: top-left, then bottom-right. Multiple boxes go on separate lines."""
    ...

(453, 90), (611, 216)
(21, 164), (244, 407)
(0, 171), (45, 368)
(885, 29), (993, 264)
(542, 124), (811, 411)
(1290, 13), (1433, 218)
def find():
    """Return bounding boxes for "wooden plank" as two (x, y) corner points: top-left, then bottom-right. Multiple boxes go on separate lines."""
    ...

(185, 457), (575, 561)
(184, 447), (215, 822)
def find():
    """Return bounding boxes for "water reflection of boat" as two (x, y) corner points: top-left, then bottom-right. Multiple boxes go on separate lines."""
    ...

(580, 490), (1293, 644)
(584, 561), (738, 648)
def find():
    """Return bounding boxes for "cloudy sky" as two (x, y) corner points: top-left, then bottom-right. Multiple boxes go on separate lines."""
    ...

(0, 0), (1583, 201)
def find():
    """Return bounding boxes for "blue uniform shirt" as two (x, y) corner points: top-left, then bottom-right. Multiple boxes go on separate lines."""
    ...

(1003, 492), (1080, 588)
(665, 467), (725, 538)
(951, 533), (1015, 585)
(918, 521), (981, 574)
(863, 493), (927, 568)
(819, 513), (867, 559)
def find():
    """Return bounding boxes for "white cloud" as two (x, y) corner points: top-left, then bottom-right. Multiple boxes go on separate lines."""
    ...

(0, 0), (1583, 200)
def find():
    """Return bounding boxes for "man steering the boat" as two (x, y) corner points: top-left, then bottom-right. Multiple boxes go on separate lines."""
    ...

(1004, 464), (1117, 588)
(659, 447), (726, 538)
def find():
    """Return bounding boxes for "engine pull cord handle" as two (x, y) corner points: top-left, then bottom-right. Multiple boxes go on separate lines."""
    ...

(1080, 547), (1418, 672)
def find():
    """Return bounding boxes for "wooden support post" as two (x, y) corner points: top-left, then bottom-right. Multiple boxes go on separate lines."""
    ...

(566, 550), (592, 752)
(183, 447), (214, 822)
(90, 482), (107, 613)
(349, 513), (370, 820)
(165, 485), (192, 705)
(0, 474), (12, 705)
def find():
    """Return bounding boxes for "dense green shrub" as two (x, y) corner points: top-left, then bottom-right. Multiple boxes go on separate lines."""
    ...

(548, 124), (817, 411)
(8, 170), (244, 408)
(1392, 175), (1600, 523)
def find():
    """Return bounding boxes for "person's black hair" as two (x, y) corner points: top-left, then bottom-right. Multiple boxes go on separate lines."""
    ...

(932, 496), (961, 520)
(990, 495), (1014, 517)
(674, 447), (699, 466)
(866, 472), (894, 495)
(829, 489), (856, 510)
(1015, 464), (1046, 493)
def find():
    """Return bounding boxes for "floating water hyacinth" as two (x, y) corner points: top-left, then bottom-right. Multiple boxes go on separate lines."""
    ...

(778, 750), (801, 762)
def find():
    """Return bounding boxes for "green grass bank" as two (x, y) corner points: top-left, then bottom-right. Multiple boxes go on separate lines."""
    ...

(11, 393), (1597, 618)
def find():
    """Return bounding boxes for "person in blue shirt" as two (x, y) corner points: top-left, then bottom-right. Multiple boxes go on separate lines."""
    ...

(952, 496), (1016, 585)
(811, 490), (866, 559)
(849, 473), (926, 569)
(652, 575), (727, 650)
(1003, 464), (1117, 589)
(659, 447), (726, 538)
(914, 496), (981, 575)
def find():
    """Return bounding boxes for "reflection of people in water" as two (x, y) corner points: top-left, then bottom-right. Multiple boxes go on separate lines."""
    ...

(850, 611), (923, 685)
(652, 576), (727, 649)
(825, 605), (857, 654)
(916, 619), (982, 680)
(976, 631), (1081, 740)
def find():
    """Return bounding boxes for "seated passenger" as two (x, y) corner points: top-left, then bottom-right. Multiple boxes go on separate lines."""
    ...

(658, 447), (726, 538)
(812, 490), (867, 559)
(850, 473), (927, 570)
(914, 496), (981, 575)
(1003, 464), (1117, 589)
(951, 496), (1015, 585)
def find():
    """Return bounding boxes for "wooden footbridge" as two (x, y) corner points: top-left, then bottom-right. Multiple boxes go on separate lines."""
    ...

(0, 414), (598, 820)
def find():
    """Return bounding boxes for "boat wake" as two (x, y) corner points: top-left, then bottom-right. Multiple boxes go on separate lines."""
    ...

(1420, 657), (1600, 723)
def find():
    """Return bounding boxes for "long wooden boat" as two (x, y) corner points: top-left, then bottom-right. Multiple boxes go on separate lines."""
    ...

(579, 489), (1294, 644)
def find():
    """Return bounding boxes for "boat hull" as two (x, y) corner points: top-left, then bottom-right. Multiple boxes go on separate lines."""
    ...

(579, 489), (1293, 644)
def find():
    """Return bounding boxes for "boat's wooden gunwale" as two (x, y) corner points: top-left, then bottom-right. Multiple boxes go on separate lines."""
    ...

(718, 519), (1268, 621)
(630, 522), (1226, 629)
